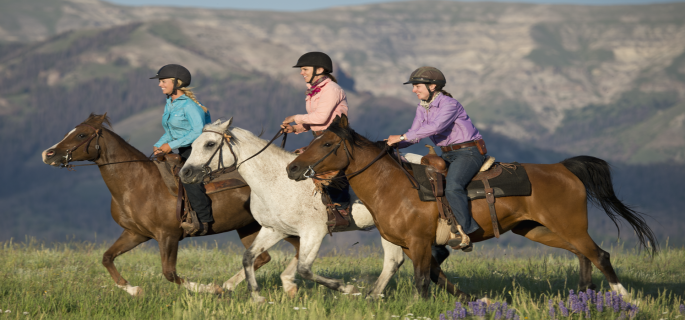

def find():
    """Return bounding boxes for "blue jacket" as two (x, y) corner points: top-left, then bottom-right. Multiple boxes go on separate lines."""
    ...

(154, 94), (212, 150)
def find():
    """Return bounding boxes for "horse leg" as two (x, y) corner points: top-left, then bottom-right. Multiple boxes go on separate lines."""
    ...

(102, 230), (149, 296)
(564, 233), (626, 296)
(404, 241), (433, 299)
(432, 245), (450, 265)
(428, 256), (472, 300)
(512, 222), (596, 290)
(296, 231), (359, 295)
(242, 226), (287, 303)
(156, 235), (222, 294)
(366, 237), (404, 299)
(222, 222), (274, 292)
(280, 237), (301, 298)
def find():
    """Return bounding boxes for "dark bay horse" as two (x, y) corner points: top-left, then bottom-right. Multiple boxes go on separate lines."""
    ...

(41, 114), (300, 296)
(287, 115), (658, 300)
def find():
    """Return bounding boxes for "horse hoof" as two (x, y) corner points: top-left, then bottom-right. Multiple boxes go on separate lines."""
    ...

(343, 284), (360, 294)
(286, 285), (298, 298)
(252, 295), (267, 304)
(477, 297), (493, 306)
(210, 283), (224, 295)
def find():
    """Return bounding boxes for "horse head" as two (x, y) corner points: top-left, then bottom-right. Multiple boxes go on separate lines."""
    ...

(42, 113), (111, 167)
(287, 114), (359, 181)
(180, 117), (235, 184)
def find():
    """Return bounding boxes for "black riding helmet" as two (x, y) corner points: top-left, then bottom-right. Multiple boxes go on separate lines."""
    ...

(150, 64), (192, 96)
(293, 52), (333, 84)
(404, 66), (446, 101)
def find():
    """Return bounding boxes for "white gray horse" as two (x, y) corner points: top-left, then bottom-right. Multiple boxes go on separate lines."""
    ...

(180, 118), (416, 302)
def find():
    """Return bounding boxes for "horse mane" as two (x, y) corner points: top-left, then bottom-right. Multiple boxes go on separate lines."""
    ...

(327, 117), (374, 150)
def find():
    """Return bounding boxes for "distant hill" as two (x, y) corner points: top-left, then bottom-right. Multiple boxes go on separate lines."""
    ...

(1, 0), (684, 244)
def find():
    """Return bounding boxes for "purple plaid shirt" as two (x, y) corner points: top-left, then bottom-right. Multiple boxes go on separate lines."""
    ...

(398, 94), (482, 148)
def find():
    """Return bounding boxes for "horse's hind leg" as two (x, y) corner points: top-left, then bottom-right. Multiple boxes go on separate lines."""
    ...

(367, 237), (405, 299)
(102, 230), (149, 296)
(564, 233), (625, 295)
(428, 256), (472, 301)
(512, 222), (595, 290)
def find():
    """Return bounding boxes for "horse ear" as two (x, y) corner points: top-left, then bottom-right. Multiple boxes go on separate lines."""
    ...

(340, 114), (349, 129)
(87, 113), (107, 126)
(212, 119), (222, 125)
(221, 117), (233, 132)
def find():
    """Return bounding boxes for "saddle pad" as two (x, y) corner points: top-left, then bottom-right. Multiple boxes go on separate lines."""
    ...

(204, 170), (248, 195)
(409, 162), (531, 202)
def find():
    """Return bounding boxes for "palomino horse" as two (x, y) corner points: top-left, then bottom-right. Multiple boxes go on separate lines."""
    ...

(41, 114), (300, 296)
(286, 115), (658, 300)
(179, 118), (408, 302)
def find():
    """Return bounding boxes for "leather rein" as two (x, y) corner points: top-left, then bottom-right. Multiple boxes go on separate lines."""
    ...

(303, 133), (420, 190)
(60, 123), (153, 170)
(199, 129), (288, 182)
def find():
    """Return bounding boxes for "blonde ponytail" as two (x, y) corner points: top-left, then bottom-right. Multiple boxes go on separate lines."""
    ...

(177, 80), (208, 113)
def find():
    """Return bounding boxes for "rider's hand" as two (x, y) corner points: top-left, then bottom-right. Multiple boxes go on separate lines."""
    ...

(386, 135), (403, 146)
(282, 115), (296, 124)
(293, 124), (307, 134)
(155, 143), (172, 155)
(281, 123), (295, 133)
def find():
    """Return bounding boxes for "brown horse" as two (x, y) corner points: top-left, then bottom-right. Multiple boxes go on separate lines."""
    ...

(41, 114), (300, 296)
(287, 115), (658, 300)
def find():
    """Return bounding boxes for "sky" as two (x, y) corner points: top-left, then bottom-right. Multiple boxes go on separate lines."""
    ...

(106, 0), (685, 11)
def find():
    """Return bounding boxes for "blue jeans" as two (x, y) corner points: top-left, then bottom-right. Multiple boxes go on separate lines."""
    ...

(441, 146), (485, 234)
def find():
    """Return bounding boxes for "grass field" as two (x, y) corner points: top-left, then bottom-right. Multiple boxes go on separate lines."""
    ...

(1, 238), (684, 319)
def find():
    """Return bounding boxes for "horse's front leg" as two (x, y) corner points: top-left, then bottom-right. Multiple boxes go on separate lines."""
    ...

(242, 227), (287, 303)
(296, 230), (359, 294)
(405, 241), (433, 299)
(367, 237), (404, 299)
(156, 235), (222, 294)
(102, 230), (150, 296)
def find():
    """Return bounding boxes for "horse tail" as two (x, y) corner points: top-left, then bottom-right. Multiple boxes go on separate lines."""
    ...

(561, 155), (659, 255)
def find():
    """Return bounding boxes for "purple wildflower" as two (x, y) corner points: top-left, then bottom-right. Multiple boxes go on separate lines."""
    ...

(506, 308), (515, 320)
(596, 292), (604, 312)
(513, 314), (520, 320)
(548, 299), (556, 319)
(586, 289), (596, 304)
(618, 311), (627, 320)
(440, 313), (447, 320)
(613, 293), (621, 312)
(680, 304), (685, 315)
(628, 305), (639, 319)
(559, 300), (569, 317)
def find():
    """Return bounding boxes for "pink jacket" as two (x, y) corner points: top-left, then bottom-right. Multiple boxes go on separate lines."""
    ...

(293, 78), (348, 132)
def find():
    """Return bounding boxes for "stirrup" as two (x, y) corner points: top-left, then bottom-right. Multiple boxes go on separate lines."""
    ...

(181, 222), (208, 236)
(447, 225), (471, 250)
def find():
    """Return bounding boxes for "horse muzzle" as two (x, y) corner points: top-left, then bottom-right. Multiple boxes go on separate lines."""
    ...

(42, 148), (65, 167)
(179, 165), (204, 184)
(286, 161), (309, 181)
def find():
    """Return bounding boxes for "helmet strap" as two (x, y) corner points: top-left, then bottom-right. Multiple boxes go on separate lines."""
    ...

(309, 66), (323, 84)
(424, 83), (436, 102)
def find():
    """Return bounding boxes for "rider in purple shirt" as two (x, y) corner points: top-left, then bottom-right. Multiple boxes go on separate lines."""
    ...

(387, 66), (486, 250)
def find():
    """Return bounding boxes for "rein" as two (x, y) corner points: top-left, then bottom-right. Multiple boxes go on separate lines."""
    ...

(60, 123), (154, 170)
(303, 134), (420, 190)
(200, 129), (288, 182)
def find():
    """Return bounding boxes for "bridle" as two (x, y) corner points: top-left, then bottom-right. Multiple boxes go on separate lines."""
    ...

(302, 131), (420, 190)
(59, 123), (152, 170)
(199, 129), (288, 182)
(62, 123), (103, 169)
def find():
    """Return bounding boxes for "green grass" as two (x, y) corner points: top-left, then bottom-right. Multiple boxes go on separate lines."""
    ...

(1, 239), (684, 319)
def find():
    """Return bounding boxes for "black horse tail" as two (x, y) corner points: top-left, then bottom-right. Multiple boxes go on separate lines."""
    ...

(561, 156), (659, 255)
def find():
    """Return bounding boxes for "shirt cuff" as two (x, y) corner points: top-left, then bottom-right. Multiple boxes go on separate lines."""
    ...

(293, 114), (306, 124)
(403, 131), (419, 143)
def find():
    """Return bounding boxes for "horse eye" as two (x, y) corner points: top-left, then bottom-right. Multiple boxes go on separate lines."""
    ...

(323, 142), (332, 147)
(206, 142), (216, 148)
(77, 134), (86, 138)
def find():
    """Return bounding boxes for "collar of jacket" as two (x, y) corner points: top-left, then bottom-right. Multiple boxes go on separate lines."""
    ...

(305, 77), (331, 90)
(420, 92), (443, 111)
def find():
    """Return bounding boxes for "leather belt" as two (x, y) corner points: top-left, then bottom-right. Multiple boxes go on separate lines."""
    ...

(440, 141), (477, 153)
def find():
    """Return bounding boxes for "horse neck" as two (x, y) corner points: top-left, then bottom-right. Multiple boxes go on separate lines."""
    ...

(95, 129), (161, 194)
(345, 143), (415, 211)
(230, 128), (295, 187)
